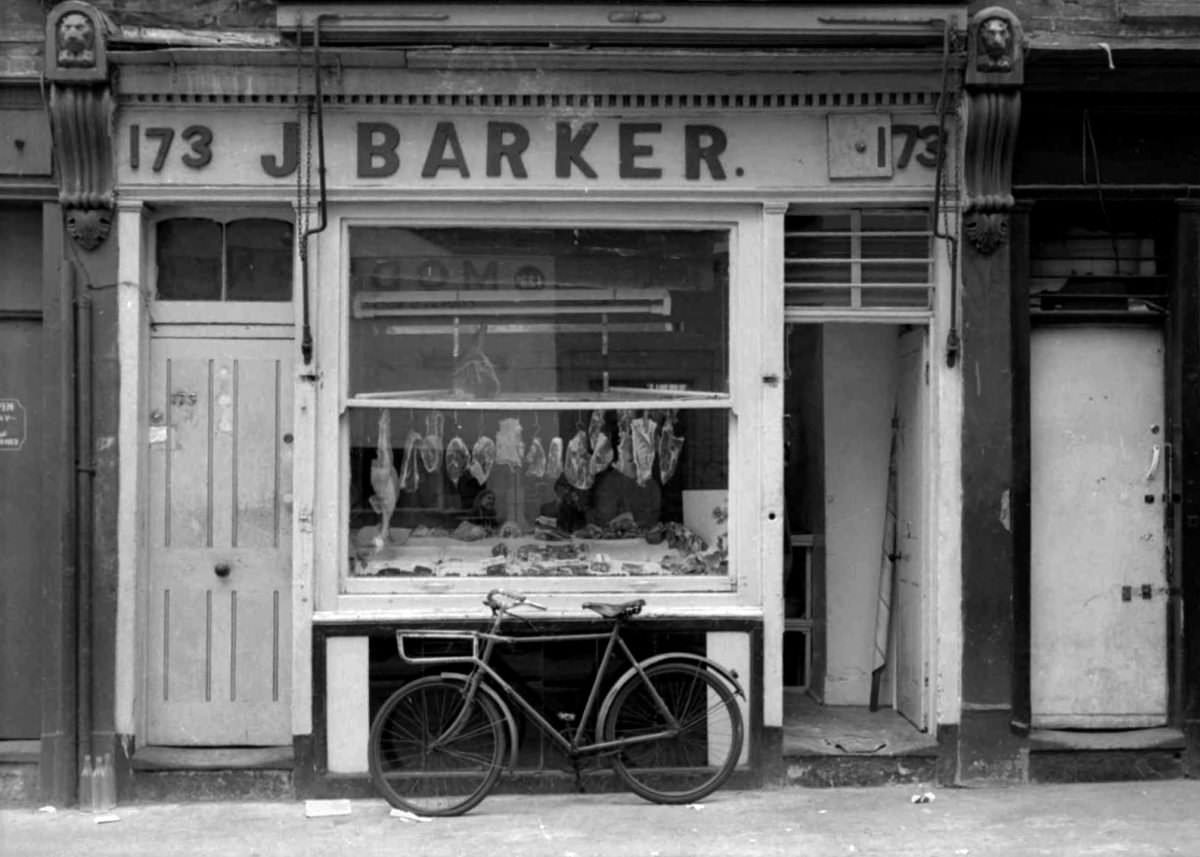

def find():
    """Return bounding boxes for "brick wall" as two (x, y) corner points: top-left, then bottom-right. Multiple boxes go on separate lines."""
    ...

(973, 0), (1200, 42)
(88, 0), (276, 29)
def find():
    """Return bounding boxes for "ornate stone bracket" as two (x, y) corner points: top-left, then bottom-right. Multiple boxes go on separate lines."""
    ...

(963, 6), (1024, 256)
(45, 1), (114, 251)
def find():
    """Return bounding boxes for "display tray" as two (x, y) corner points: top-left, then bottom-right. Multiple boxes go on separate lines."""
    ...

(352, 534), (725, 578)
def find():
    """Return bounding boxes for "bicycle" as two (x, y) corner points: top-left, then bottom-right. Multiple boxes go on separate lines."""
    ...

(368, 589), (746, 816)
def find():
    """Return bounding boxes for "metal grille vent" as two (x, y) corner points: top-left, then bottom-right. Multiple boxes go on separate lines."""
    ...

(784, 207), (933, 321)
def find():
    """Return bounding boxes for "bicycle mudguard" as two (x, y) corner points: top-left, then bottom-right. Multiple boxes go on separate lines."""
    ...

(436, 672), (521, 771)
(595, 653), (746, 737)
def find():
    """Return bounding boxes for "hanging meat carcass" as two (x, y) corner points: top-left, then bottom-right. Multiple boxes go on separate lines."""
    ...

(545, 436), (564, 481)
(564, 429), (593, 490)
(445, 434), (470, 486)
(399, 429), (422, 493)
(420, 412), (444, 473)
(631, 416), (658, 486)
(368, 410), (401, 544)
(468, 434), (497, 485)
(586, 410), (606, 452)
(589, 429), (614, 474)
(658, 413), (685, 484)
(495, 417), (525, 468)
(525, 433), (547, 478)
(614, 409), (636, 479)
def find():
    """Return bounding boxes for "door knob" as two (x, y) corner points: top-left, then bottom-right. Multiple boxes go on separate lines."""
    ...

(214, 562), (232, 578)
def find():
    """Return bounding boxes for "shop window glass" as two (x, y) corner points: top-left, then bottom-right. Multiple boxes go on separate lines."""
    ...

(156, 218), (222, 300)
(345, 226), (731, 581)
(156, 217), (293, 301)
(784, 208), (932, 312)
(227, 219), (295, 301)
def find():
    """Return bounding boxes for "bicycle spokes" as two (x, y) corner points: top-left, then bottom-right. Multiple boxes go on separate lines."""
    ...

(603, 663), (743, 804)
(369, 677), (507, 816)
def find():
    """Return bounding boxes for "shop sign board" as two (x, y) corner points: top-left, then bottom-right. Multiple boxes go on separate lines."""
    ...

(117, 111), (944, 191)
(0, 398), (26, 451)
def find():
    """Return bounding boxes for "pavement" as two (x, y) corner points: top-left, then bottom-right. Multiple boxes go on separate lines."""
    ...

(3, 781), (1200, 857)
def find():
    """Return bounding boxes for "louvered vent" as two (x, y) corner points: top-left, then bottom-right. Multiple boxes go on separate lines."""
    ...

(1030, 227), (1166, 316)
(784, 208), (933, 319)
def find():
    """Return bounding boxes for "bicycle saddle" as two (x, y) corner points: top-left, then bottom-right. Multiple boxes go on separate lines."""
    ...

(582, 599), (646, 619)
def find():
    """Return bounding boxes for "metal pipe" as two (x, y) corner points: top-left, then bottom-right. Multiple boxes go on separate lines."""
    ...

(299, 16), (329, 366)
(73, 267), (94, 803)
(53, 256), (80, 807)
(932, 15), (961, 368)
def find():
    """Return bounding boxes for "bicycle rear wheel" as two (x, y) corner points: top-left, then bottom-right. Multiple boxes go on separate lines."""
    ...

(602, 662), (743, 804)
(368, 676), (507, 816)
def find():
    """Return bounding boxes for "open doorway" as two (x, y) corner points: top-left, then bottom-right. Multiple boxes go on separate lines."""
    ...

(782, 322), (935, 757)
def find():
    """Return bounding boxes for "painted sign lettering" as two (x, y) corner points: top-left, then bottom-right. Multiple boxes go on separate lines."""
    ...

(129, 123), (213, 171)
(351, 120), (727, 180)
(892, 124), (944, 169)
(117, 112), (944, 190)
(0, 398), (27, 451)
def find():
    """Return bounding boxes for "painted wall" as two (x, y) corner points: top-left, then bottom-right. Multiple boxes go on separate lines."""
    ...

(821, 324), (898, 706)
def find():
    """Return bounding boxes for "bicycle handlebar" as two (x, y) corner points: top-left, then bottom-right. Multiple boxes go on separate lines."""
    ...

(484, 589), (548, 614)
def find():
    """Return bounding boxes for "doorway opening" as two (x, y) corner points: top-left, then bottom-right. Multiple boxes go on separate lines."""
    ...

(782, 322), (934, 758)
(1024, 199), (1180, 739)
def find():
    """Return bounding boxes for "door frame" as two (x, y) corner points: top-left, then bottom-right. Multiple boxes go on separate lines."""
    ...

(1012, 198), (1186, 734)
(782, 322), (935, 724)
(113, 202), (312, 759)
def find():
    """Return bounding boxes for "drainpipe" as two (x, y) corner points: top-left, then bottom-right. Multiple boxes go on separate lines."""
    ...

(73, 262), (94, 800)
(298, 15), (329, 366)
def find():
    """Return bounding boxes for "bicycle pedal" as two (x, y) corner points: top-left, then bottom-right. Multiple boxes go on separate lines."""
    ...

(556, 712), (577, 723)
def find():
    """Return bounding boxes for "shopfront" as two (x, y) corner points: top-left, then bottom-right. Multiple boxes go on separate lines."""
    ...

(102, 5), (966, 793)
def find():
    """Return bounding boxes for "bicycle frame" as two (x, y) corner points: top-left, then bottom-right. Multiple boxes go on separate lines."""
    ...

(396, 614), (686, 760)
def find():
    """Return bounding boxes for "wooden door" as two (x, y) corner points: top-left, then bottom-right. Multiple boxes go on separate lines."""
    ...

(146, 337), (293, 745)
(0, 319), (44, 738)
(893, 328), (928, 729)
(1031, 325), (1168, 729)
(0, 203), (47, 739)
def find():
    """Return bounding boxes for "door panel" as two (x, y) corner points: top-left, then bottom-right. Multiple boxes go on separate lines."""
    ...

(0, 320), (44, 737)
(147, 337), (293, 745)
(893, 328), (928, 729)
(1031, 325), (1167, 729)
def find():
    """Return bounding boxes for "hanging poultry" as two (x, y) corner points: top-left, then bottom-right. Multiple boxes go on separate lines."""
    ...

(368, 409), (401, 546)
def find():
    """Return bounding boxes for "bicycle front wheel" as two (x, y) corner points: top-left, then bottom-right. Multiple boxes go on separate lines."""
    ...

(368, 676), (507, 816)
(602, 663), (744, 804)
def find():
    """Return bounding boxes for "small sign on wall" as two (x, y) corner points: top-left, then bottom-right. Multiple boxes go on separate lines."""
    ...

(827, 114), (893, 179)
(0, 399), (27, 451)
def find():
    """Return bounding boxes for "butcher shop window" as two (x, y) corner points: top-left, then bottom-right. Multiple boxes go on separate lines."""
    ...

(343, 225), (732, 581)
(784, 207), (933, 321)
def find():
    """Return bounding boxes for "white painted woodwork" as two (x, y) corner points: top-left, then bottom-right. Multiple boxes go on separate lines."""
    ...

(325, 637), (370, 773)
(1031, 325), (1168, 729)
(760, 203), (787, 730)
(146, 337), (294, 745)
(929, 232), (961, 732)
(115, 199), (148, 737)
(707, 631), (751, 766)
(893, 327), (929, 730)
